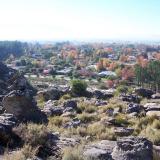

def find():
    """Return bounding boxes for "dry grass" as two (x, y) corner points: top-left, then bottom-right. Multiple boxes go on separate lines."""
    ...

(48, 116), (70, 127)
(140, 125), (160, 145)
(78, 102), (96, 114)
(62, 146), (84, 160)
(77, 113), (99, 123)
(13, 123), (49, 147)
(3, 145), (38, 160)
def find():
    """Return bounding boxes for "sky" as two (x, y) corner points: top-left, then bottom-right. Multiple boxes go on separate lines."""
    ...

(0, 0), (160, 41)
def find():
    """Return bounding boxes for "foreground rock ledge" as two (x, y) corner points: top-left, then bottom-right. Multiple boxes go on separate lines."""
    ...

(2, 90), (47, 123)
(84, 136), (153, 160)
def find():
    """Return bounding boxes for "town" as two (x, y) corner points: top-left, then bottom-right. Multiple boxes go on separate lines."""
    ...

(0, 40), (160, 159)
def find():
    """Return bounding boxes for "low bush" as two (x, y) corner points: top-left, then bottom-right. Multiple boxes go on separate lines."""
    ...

(77, 113), (99, 123)
(13, 123), (49, 147)
(71, 79), (87, 96)
(62, 146), (84, 160)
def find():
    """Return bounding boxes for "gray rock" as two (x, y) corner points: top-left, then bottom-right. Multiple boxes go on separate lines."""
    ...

(63, 100), (77, 109)
(56, 137), (80, 149)
(92, 90), (113, 99)
(61, 111), (76, 117)
(128, 112), (138, 118)
(37, 87), (63, 101)
(43, 101), (63, 117)
(84, 140), (116, 160)
(135, 88), (154, 98)
(43, 106), (63, 117)
(126, 103), (144, 113)
(0, 113), (18, 147)
(114, 127), (134, 136)
(63, 118), (81, 128)
(2, 90), (48, 123)
(83, 137), (153, 160)
(95, 100), (107, 106)
(112, 136), (153, 160)
(152, 93), (160, 99)
(144, 103), (160, 112)
(106, 108), (114, 117)
(120, 94), (140, 103)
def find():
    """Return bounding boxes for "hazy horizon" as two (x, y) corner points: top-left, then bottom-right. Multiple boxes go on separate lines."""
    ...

(0, 0), (160, 41)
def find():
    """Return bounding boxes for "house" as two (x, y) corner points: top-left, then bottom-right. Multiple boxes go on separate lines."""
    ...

(56, 67), (72, 75)
(98, 71), (116, 77)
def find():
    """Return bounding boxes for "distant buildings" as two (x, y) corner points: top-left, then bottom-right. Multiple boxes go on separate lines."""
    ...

(98, 71), (116, 77)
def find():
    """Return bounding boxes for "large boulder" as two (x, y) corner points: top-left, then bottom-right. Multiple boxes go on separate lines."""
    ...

(43, 106), (63, 117)
(37, 85), (70, 101)
(43, 101), (63, 117)
(112, 137), (153, 160)
(2, 90), (47, 123)
(0, 113), (21, 149)
(84, 140), (116, 160)
(114, 127), (134, 137)
(135, 88), (154, 98)
(152, 93), (160, 99)
(37, 88), (63, 101)
(83, 137), (153, 160)
(61, 100), (78, 114)
(0, 62), (14, 94)
(126, 103), (144, 114)
(146, 111), (160, 117)
(120, 94), (140, 103)
(92, 90), (114, 99)
(63, 117), (81, 128)
(144, 103), (160, 112)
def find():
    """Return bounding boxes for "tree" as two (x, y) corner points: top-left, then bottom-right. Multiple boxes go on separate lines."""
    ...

(135, 60), (160, 92)
(71, 79), (87, 96)
(121, 66), (135, 81)
(119, 54), (128, 62)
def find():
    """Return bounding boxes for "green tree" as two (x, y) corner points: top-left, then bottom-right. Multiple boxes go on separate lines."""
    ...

(71, 79), (87, 96)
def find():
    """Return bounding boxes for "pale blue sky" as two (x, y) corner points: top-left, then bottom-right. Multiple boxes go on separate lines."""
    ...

(0, 0), (160, 41)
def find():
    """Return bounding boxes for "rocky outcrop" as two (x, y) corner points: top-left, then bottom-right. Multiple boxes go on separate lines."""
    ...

(152, 93), (160, 99)
(42, 100), (63, 117)
(92, 90), (114, 99)
(84, 140), (116, 160)
(37, 88), (62, 101)
(63, 100), (78, 114)
(35, 133), (80, 159)
(126, 103), (144, 114)
(0, 113), (21, 149)
(2, 90), (47, 123)
(144, 103), (160, 116)
(84, 136), (153, 160)
(135, 88), (154, 98)
(37, 86), (70, 101)
(63, 117), (81, 128)
(144, 103), (160, 112)
(120, 94), (140, 103)
(114, 127), (134, 137)
(112, 137), (153, 160)
(0, 62), (14, 95)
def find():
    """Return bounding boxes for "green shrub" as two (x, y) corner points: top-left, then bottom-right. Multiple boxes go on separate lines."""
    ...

(71, 79), (87, 96)
(116, 85), (129, 95)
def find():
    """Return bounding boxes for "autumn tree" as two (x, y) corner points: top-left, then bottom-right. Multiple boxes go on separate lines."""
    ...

(121, 66), (135, 81)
